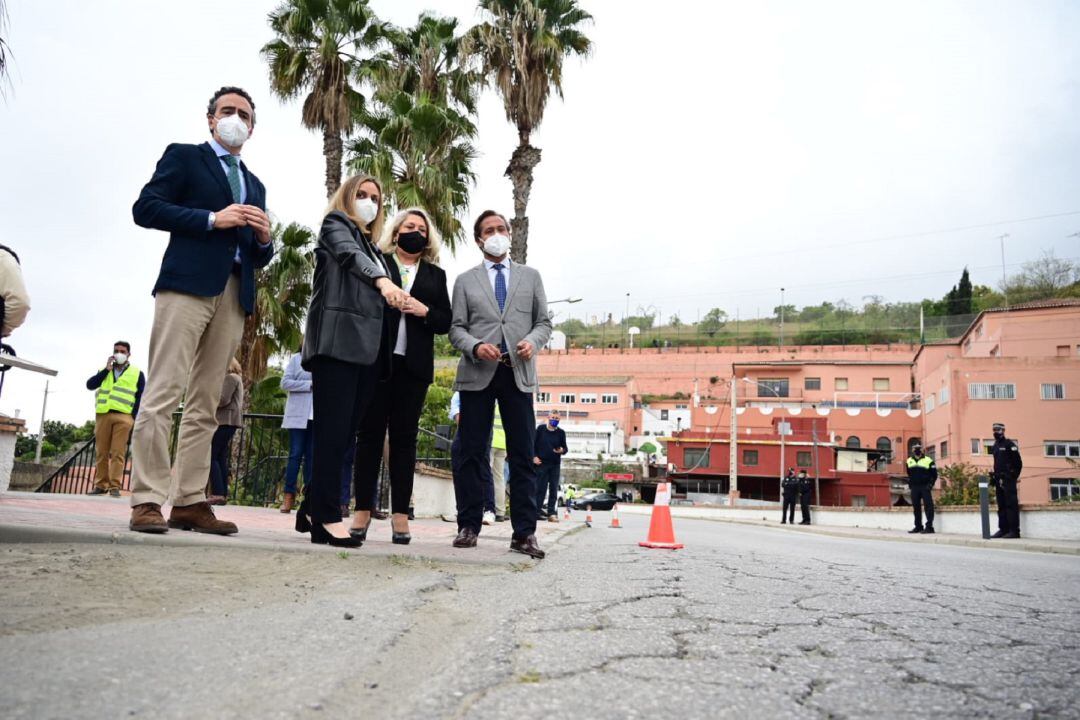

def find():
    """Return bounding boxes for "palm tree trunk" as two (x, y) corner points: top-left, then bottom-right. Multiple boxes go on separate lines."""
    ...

(323, 127), (343, 199)
(505, 134), (542, 265)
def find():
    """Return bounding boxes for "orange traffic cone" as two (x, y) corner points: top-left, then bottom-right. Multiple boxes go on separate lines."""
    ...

(639, 483), (684, 549)
(610, 503), (622, 529)
(585, 505), (593, 527)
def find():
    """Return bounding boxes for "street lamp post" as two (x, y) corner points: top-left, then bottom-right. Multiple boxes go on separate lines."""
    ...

(779, 287), (785, 347)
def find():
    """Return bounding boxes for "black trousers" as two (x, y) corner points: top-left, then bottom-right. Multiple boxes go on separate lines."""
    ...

(209, 425), (237, 497)
(535, 463), (561, 517)
(354, 355), (429, 515)
(781, 496), (796, 523)
(306, 357), (381, 524)
(800, 495), (811, 524)
(455, 364), (538, 538)
(911, 484), (935, 529)
(996, 477), (1020, 533)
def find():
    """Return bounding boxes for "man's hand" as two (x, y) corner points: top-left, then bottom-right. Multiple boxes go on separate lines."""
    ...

(533, 456), (542, 465)
(474, 343), (501, 361)
(402, 297), (429, 317)
(516, 339), (534, 360)
(555, 447), (565, 455)
(375, 278), (409, 308)
(242, 206), (272, 245)
(213, 204), (248, 230)
(106, 356), (115, 371)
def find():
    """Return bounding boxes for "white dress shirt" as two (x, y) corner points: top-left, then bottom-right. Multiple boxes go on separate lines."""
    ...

(393, 256), (418, 356)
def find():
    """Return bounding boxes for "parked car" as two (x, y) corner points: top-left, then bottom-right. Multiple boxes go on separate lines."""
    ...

(571, 492), (620, 511)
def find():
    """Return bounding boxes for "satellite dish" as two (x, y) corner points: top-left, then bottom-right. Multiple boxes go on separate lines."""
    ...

(704, 405), (718, 415)
(627, 326), (641, 335)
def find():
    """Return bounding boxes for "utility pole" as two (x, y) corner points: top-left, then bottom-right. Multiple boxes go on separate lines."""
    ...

(34, 380), (50, 463)
(779, 288), (785, 347)
(997, 234), (1010, 307)
(624, 292), (631, 346)
(728, 377), (738, 505)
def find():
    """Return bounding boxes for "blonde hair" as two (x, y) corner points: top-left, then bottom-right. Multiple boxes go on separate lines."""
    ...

(324, 174), (385, 240)
(378, 207), (441, 266)
(228, 358), (242, 375)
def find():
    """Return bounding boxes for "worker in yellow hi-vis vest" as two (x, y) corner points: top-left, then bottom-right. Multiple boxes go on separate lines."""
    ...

(485, 406), (508, 524)
(85, 341), (146, 497)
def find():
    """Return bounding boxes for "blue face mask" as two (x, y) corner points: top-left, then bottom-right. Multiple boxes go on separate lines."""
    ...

(549, 419), (559, 428)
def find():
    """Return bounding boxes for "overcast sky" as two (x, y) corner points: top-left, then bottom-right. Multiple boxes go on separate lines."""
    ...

(2, 0), (1079, 431)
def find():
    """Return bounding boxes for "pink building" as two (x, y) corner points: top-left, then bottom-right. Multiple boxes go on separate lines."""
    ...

(913, 300), (1080, 504)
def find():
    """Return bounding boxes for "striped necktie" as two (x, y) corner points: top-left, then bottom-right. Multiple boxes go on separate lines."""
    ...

(493, 263), (507, 352)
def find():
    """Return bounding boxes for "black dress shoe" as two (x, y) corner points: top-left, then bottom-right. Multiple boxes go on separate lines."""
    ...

(510, 534), (545, 559)
(990, 529), (1006, 538)
(495, 515), (508, 522)
(1002, 531), (1020, 539)
(453, 527), (478, 548)
(921, 527), (935, 534)
(295, 499), (312, 534)
(311, 523), (363, 548)
(349, 519), (372, 541)
(407, 507), (415, 521)
(87, 487), (107, 496)
(909, 527), (923, 534)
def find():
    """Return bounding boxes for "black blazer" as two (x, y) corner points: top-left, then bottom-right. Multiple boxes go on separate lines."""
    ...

(303, 212), (391, 369)
(383, 252), (451, 383)
(132, 142), (273, 314)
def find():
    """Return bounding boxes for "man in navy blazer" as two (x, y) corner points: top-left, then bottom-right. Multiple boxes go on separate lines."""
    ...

(128, 86), (274, 535)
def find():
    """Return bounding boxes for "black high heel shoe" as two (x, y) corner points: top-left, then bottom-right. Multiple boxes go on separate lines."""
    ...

(391, 517), (411, 545)
(295, 499), (311, 534)
(311, 523), (363, 548)
(349, 518), (372, 541)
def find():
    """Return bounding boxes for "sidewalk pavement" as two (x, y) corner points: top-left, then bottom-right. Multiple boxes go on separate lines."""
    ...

(0, 492), (581, 565)
(619, 503), (1080, 556)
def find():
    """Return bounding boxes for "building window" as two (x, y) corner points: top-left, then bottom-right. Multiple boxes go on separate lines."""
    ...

(1057, 345), (1071, 357)
(1050, 478), (1080, 501)
(876, 437), (892, 453)
(926, 445), (937, 459)
(873, 378), (890, 392)
(1041, 383), (1065, 400)
(845, 436), (861, 448)
(758, 378), (789, 397)
(796, 451), (812, 467)
(925, 393), (936, 413)
(835, 377), (849, 391)
(968, 383), (1016, 400)
(675, 404), (688, 409)
(940, 386), (950, 404)
(851, 495), (868, 508)
(660, 409), (669, 421)
(805, 377), (821, 390)
(580, 393), (598, 404)
(601, 394), (619, 404)
(1045, 441), (1080, 458)
(558, 393), (576, 404)
(970, 438), (980, 455)
(535, 391), (550, 403)
(940, 441), (949, 459)
(742, 450), (759, 466)
(684, 448), (710, 468)
(970, 438), (995, 455)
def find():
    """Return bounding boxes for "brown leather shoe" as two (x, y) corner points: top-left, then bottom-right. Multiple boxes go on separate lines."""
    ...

(129, 503), (168, 533)
(168, 502), (238, 535)
(452, 527), (478, 548)
(510, 534), (545, 559)
(280, 492), (295, 513)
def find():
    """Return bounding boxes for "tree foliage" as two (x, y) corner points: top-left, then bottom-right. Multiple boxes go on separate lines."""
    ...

(698, 308), (728, 337)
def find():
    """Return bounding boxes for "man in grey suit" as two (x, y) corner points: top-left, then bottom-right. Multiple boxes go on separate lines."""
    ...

(449, 210), (552, 558)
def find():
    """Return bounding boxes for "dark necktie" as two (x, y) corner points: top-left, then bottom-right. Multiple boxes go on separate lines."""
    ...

(493, 263), (507, 352)
(222, 155), (243, 203)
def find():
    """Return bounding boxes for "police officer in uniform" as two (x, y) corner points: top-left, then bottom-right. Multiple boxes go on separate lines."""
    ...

(905, 444), (937, 534)
(781, 468), (798, 524)
(990, 422), (1023, 538)
(797, 469), (813, 525)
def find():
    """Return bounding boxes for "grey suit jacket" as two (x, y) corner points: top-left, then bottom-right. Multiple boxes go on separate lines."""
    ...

(450, 261), (552, 393)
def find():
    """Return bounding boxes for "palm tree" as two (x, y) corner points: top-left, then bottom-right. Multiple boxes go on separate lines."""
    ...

(262, 0), (388, 198)
(0, 0), (12, 98)
(349, 13), (481, 248)
(237, 222), (315, 405)
(467, 0), (592, 263)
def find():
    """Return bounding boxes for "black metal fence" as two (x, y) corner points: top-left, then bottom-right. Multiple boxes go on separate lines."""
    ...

(38, 413), (455, 509)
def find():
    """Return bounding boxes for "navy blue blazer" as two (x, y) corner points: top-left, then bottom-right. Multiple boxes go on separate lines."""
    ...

(133, 142), (273, 314)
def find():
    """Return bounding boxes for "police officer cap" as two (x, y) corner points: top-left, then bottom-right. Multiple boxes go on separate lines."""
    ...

(992, 422), (1005, 431)
(912, 443), (922, 450)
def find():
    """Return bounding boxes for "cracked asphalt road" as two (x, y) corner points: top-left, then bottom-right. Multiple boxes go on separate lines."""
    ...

(1, 512), (1078, 719)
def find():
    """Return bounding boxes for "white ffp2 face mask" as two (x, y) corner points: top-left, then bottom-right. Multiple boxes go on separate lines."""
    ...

(483, 234), (511, 258)
(355, 198), (378, 224)
(114, 353), (129, 365)
(216, 114), (250, 147)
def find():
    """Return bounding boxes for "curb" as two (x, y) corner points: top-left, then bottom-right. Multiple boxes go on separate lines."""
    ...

(618, 507), (1080, 556)
(0, 522), (579, 566)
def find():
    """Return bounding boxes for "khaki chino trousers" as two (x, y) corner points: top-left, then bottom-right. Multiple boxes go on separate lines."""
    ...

(130, 275), (244, 507)
(93, 411), (134, 490)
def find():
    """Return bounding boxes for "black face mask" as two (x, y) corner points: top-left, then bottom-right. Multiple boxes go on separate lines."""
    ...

(397, 231), (428, 255)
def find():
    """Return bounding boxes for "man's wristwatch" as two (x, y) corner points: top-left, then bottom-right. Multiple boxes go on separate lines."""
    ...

(208, 211), (217, 229)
